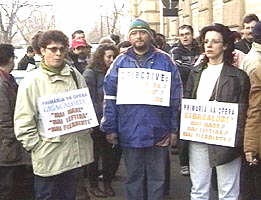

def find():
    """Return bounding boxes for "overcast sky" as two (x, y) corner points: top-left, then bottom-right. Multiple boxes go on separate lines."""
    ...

(53, 0), (129, 37)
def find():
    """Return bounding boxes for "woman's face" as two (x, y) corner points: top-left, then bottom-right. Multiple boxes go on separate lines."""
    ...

(104, 50), (115, 68)
(204, 31), (226, 64)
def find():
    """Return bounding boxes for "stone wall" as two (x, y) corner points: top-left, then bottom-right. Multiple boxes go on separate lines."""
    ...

(129, 0), (261, 43)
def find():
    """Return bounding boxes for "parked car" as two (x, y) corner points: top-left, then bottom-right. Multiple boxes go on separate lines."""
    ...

(11, 69), (27, 84)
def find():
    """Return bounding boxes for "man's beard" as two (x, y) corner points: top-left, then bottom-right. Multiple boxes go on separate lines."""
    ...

(78, 53), (87, 60)
(133, 42), (149, 52)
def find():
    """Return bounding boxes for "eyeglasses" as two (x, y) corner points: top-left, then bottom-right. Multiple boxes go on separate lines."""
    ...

(180, 32), (192, 37)
(46, 47), (67, 53)
(203, 39), (223, 45)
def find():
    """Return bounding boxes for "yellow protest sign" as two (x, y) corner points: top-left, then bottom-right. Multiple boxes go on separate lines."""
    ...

(180, 99), (238, 147)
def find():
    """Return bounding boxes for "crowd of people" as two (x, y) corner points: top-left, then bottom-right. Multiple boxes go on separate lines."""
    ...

(0, 13), (261, 200)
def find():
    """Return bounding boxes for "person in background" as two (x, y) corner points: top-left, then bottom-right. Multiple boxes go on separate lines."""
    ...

(231, 31), (242, 44)
(110, 34), (120, 45)
(184, 23), (250, 200)
(0, 44), (32, 200)
(243, 23), (261, 200)
(14, 30), (94, 200)
(72, 30), (85, 40)
(83, 43), (119, 198)
(117, 41), (131, 53)
(170, 24), (201, 176)
(99, 36), (115, 45)
(100, 18), (182, 200)
(17, 46), (35, 70)
(230, 31), (246, 68)
(155, 33), (172, 53)
(241, 21), (261, 74)
(239, 21), (261, 200)
(235, 14), (259, 54)
(70, 38), (92, 74)
(31, 31), (43, 68)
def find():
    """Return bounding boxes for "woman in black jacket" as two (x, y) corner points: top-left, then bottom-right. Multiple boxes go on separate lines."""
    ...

(184, 24), (250, 200)
(83, 43), (119, 198)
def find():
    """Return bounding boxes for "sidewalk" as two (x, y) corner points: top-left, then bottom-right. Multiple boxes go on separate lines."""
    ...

(87, 154), (191, 200)
(84, 153), (218, 200)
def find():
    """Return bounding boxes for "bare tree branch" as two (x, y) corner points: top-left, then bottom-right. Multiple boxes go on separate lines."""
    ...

(0, 0), (53, 43)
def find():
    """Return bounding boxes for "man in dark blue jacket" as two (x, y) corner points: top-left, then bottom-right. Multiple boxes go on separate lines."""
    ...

(101, 18), (182, 200)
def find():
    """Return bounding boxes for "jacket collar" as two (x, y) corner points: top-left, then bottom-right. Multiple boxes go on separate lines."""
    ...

(177, 39), (199, 50)
(126, 45), (155, 60)
(42, 63), (71, 76)
(41, 64), (72, 84)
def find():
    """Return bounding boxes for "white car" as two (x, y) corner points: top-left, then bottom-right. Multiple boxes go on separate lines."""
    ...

(11, 69), (28, 84)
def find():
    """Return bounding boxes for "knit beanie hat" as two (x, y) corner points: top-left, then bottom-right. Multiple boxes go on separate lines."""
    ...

(253, 21), (261, 44)
(128, 19), (152, 38)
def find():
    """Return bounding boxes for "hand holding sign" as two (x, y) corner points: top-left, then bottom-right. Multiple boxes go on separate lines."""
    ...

(38, 88), (98, 138)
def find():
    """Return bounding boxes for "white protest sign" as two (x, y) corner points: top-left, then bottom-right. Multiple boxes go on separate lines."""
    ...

(38, 88), (98, 138)
(116, 68), (171, 106)
(180, 99), (238, 147)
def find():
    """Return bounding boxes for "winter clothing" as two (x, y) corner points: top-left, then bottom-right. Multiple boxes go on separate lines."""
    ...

(184, 62), (250, 167)
(17, 54), (35, 70)
(241, 32), (261, 200)
(169, 40), (200, 88)
(242, 42), (261, 75)
(14, 63), (94, 177)
(83, 67), (122, 189)
(244, 63), (261, 158)
(83, 68), (105, 122)
(128, 18), (152, 38)
(235, 38), (252, 54)
(0, 69), (29, 166)
(100, 44), (182, 200)
(100, 46), (182, 148)
(253, 21), (261, 44)
(0, 69), (32, 200)
(68, 51), (88, 74)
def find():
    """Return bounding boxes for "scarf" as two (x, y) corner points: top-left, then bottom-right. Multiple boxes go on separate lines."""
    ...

(40, 61), (65, 74)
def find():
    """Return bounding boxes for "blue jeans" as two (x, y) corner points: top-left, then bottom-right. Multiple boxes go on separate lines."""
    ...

(123, 146), (168, 200)
(34, 167), (82, 200)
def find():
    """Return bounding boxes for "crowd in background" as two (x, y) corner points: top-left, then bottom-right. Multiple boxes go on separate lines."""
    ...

(0, 12), (261, 200)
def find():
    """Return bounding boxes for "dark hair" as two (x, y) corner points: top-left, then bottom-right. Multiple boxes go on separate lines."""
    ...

(179, 25), (194, 35)
(0, 44), (15, 66)
(231, 31), (241, 42)
(27, 46), (34, 53)
(155, 33), (167, 49)
(31, 31), (43, 55)
(110, 34), (120, 45)
(38, 30), (69, 49)
(72, 30), (84, 39)
(99, 37), (115, 44)
(200, 23), (234, 65)
(156, 33), (166, 40)
(150, 29), (157, 39)
(117, 41), (131, 49)
(89, 43), (119, 71)
(242, 14), (259, 26)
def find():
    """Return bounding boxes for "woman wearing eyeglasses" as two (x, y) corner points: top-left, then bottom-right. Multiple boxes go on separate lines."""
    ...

(184, 24), (250, 200)
(14, 30), (94, 200)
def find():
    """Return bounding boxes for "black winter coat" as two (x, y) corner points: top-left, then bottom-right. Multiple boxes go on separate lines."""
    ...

(17, 55), (35, 70)
(0, 69), (30, 166)
(184, 62), (250, 167)
(170, 40), (200, 88)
